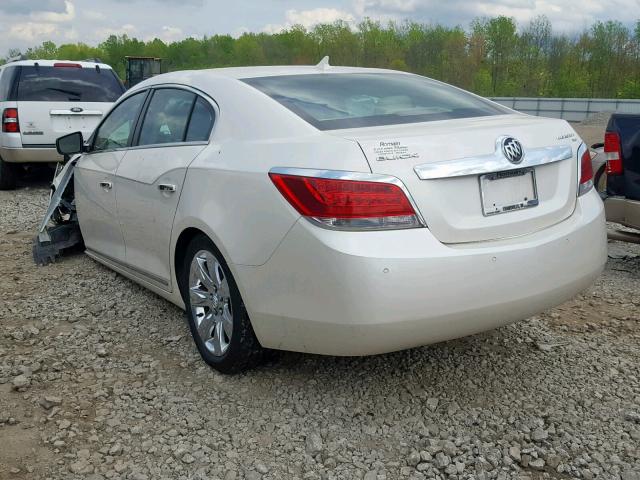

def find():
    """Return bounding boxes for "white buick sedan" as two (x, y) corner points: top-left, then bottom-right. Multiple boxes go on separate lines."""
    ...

(53, 63), (607, 373)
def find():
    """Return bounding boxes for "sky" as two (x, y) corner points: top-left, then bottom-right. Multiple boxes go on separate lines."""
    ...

(0, 0), (639, 56)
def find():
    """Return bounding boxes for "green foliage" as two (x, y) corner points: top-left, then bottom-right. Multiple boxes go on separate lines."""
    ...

(11, 15), (640, 98)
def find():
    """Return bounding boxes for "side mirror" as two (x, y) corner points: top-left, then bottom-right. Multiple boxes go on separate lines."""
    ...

(56, 131), (85, 156)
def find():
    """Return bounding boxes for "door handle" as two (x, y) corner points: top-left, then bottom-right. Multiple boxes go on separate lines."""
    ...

(99, 181), (112, 190)
(158, 184), (176, 193)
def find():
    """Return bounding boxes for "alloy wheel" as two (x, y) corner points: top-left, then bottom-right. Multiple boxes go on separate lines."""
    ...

(188, 250), (233, 356)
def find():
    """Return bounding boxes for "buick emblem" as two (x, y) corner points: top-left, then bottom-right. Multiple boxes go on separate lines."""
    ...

(501, 137), (524, 164)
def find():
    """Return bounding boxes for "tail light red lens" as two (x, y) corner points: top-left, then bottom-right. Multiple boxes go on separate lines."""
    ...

(53, 62), (82, 68)
(579, 148), (593, 196)
(269, 172), (422, 230)
(2, 108), (19, 133)
(604, 131), (623, 175)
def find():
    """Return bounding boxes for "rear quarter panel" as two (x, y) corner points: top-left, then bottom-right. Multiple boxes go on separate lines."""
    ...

(173, 135), (372, 268)
(170, 75), (374, 296)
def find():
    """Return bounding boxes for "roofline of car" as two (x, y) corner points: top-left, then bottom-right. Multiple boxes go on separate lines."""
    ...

(1, 59), (114, 69)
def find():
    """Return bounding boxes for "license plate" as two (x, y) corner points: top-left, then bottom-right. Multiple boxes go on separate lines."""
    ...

(479, 168), (538, 216)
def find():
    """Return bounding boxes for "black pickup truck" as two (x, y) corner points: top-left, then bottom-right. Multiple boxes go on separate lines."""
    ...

(593, 113), (640, 232)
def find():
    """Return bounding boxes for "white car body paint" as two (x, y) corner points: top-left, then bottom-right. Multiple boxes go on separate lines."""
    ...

(73, 65), (607, 356)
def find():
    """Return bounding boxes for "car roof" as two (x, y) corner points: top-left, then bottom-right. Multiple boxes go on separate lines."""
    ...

(1, 59), (113, 69)
(133, 65), (409, 89)
(193, 65), (404, 79)
(125, 65), (412, 138)
(129, 65), (413, 99)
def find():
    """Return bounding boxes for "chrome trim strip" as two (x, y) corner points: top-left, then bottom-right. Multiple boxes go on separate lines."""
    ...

(414, 140), (573, 180)
(50, 109), (103, 116)
(126, 140), (208, 151)
(269, 166), (427, 227)
(85, 248), (170, 287)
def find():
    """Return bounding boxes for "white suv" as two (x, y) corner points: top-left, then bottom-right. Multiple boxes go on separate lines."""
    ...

(0, 59), (125, 189)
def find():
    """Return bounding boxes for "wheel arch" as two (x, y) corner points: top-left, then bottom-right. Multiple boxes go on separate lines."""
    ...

(172, 223), (237, 301)
(174, 227), (207, 301)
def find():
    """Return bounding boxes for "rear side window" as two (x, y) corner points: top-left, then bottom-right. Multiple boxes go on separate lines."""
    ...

(17, 66), (124, 102)
(243, 73), (508, 130)
(138, 88), (196, 146)
(0, 66), (18, 101)
(185, 97), (214, 142)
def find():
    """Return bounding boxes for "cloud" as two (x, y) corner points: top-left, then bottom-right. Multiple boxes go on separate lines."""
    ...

(264, 8), (356, 33)
(233, 26), (251, 38)
(1, 0), (76, 49)
(31, 1), (75, 23)
(147, 26), (184, 42)
(6, 22), (59, 42)
(95, 23), (138, 39)
(262, 0), (636, 35)
(110, 0), (204, 5)
(353, 0), (422, 16)
(0, 0), (67, 15)
(83, 10), (107, 21)
(349, 0), (640, 30)
(64, 28), (79, 41)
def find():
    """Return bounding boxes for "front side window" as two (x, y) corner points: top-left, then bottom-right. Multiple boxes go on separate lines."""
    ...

(243, 73), (509, 130)
(138, 89), (196, 146)
(92, 92), (146, 152)
(17, 66), (124, 102)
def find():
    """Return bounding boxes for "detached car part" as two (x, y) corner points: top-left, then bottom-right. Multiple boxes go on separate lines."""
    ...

(32, 157), (84, 265)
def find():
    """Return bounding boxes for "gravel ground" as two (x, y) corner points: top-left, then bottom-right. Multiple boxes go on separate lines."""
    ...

(1, 126), (639, 480)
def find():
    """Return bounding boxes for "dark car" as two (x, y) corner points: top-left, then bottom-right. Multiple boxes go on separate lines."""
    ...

(593, 113), (640, 232)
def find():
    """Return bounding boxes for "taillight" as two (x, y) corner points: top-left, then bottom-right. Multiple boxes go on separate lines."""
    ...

(269, 171), (423, 230)
(578, 147), (593, 196)
(2, 108), (19, 133)
(604, 131), (623, 175)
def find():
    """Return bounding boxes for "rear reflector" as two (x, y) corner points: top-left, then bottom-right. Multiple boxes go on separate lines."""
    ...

(604, 131), (623, 175)
(53, 62), (82, 68)
(269, 172), (422, 230)
(2, 108), (19, 133)
(578, 148), (593, 196)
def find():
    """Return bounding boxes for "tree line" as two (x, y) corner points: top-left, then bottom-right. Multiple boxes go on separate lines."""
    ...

(8, 16), (640, 98)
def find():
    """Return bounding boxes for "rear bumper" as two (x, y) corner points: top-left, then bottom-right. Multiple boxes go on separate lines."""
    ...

(0, 146), (61, 163)
(234, 190), (607, 356)
(604, 196), (640, 230)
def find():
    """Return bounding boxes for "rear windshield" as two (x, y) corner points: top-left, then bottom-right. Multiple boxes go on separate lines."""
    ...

(17, 66), (124, 102)
(243, 73), (508, 130)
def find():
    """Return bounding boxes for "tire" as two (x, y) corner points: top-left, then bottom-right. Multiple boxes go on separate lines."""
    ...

(180, 234), (264, 374)
(0, 157), (17, 190)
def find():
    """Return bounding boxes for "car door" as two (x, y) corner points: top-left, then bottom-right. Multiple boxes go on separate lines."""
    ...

(114, 87), (214, 290)
(74, 90), (148, 262)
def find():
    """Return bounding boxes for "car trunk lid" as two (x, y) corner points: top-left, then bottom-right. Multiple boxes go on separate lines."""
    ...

(335, 114), (581, 243)
(13, 63), (123, 146)
(18, 101), (111, 146)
